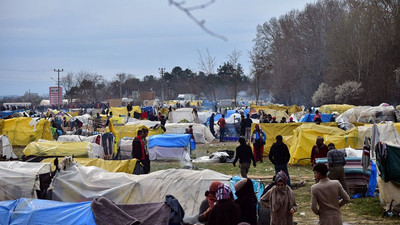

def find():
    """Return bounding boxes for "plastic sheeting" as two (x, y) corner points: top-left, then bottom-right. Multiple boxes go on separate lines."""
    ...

(149, 146), (191, 161)
(57, 134), (99, 143)
(0, 117), (52, 146)
(168, 108), (196, 123)
(49, 164), (231, 219)
(299, 113), (333, 123)
(0, 162), (51, 200)
(289, 124), (358, 165)
(110, 106), (141, 117)
(319, 104), (355, 114)
(23, 141), (104, 158)
(0, 198), (95, 225)
(148, 134), (191, 148)
(0, 135), (17, 159)
(337, 106), (396, 124)
(41, 158), (137, 174)
(164, 123), (214, 144)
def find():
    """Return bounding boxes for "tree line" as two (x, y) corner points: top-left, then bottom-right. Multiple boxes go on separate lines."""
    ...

(250, 0), (400, 106)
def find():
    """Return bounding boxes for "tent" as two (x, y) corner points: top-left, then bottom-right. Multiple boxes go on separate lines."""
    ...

(0, 117), (53, 146)
(289, 123), (358, 165)
(23, 141), (104, 159)
(57, 134), (100, 143)
(168, 108), (197, 123)
(148, 134), (193, 161)
(0, 161), (52, 200)
(164, 123), (214, 143)
(0, 198), (95, 225)
(49, 163), (231, 219)
(319, 104), (355, 114)
(110, 106), (141, 117)
(0, 135), (17, 159)
(337, 105), (396, 124)
(299, 113), (333, 123)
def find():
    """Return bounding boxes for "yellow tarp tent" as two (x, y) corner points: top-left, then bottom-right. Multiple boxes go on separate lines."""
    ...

(319, 104), (355, 114)
(41, 158), (137, 174)
(0, 117), (52, 146)
(289, 124), (358, 165)
(68, 111), (79, 117)
(23, 141), (91, 157)
(106, 123), (164, 153)
(110, 106), (141, 117)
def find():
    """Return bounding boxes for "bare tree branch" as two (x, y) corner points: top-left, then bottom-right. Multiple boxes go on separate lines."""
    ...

(168, 0), (228, 41)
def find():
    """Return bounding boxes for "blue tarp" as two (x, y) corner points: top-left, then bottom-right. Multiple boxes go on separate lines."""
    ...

(0, 110), (23, 119)
(300, 113), (333, 123)
(0, 198), (95, 225)
(140, 106), (154, 116)
(148, 134), (192, 148)
(230, 176), (265, 201)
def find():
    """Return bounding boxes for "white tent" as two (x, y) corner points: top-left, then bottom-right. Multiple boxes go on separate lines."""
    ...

(168, 108), (196, 123)
(164, 123), (214, 143)
(0, 161), (51, 200)
(49, 163), (231, 219)
(0, 135), (17, 159)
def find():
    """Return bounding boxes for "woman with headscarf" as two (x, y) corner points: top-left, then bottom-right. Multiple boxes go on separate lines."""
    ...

(207, 183), (241, 225)
(251, 124), (266, 162)
(197, 181), (222, 224)
(260, 171), (297, 225)
(235, 178), (257, 225)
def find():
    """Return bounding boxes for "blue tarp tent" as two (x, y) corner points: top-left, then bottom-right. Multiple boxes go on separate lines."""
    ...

(0, 198), (95, 225)
(0, 110), (23, 119)
(140, 106), (154, 116)
(300, 113), (333, 123)
(149, 134), (192, 149)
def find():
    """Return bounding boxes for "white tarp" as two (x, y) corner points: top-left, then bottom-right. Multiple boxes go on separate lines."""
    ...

(57, 134), (99, 143)
(197, 111), (213, 124)
(119, 138), (134, 160)
(126, 120), (161, 127)
(73, 114), (92, 126)
(165, 123), (214, 143)
(337, 105), (396, 124)
(0, 135), (17, 159)
(49, 164), (231, 219)
(149, 146), (191, 161)
(0, 161), (51, 200)
(168, 108), (196, 123)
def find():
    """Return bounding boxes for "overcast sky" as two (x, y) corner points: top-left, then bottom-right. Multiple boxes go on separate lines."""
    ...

(0, 0), (314, 96)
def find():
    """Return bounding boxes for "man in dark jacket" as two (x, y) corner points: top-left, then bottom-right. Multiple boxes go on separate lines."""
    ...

(233, 137), (256, 178)
(132, 130), (145, 175)
(268, 135), (291, 187)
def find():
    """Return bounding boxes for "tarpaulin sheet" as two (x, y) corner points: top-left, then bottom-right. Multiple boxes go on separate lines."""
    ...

(149, 146), (191, 161)
(0, 162), (51, 200)
(319, 104), (355, 114)
(300, 113), (333, 123)
(1, 198), (95, 225)
(41, 158), (137, 174)
(148, 134), (191, 148)
(50, 164), (231, 219)
(0, 200), (16, 225)
(0, 117), (53, 146)
(23, 141), (92, 158)
(110, 106), (141, 117)
(168, 108), (196, 123)
(165, 123), (214, 144)
(289, 124), (358, 165)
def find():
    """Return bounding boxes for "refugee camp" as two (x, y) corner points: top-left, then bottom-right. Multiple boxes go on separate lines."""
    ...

(1, 0), (400, 225)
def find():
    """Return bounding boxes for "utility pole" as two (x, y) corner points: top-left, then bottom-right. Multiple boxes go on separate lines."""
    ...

(54, 69), (63, 110)
(159, 68), (165, 101)
(116, 74), (124, 99)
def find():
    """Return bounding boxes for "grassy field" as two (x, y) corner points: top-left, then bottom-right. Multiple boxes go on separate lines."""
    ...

(152, 141), (400, 225)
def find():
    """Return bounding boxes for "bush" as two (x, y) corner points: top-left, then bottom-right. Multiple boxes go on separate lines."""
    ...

(312, 83), (335, 106)
(334, 81), (364, 104)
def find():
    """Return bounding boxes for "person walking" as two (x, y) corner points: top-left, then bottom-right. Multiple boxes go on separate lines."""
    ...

(251, 124), (266, 162)
(233, 137), (256, 178)
(260, 171), (297, 225)
(327, 143), (350, 195)
(209, 113), (216, 138)
(311, 163), (350, 225)
(244, 114), (253, 143)
(311, 136), (329, 166)
(217, 114), (226, 142)
(268, 135), (292, 187)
